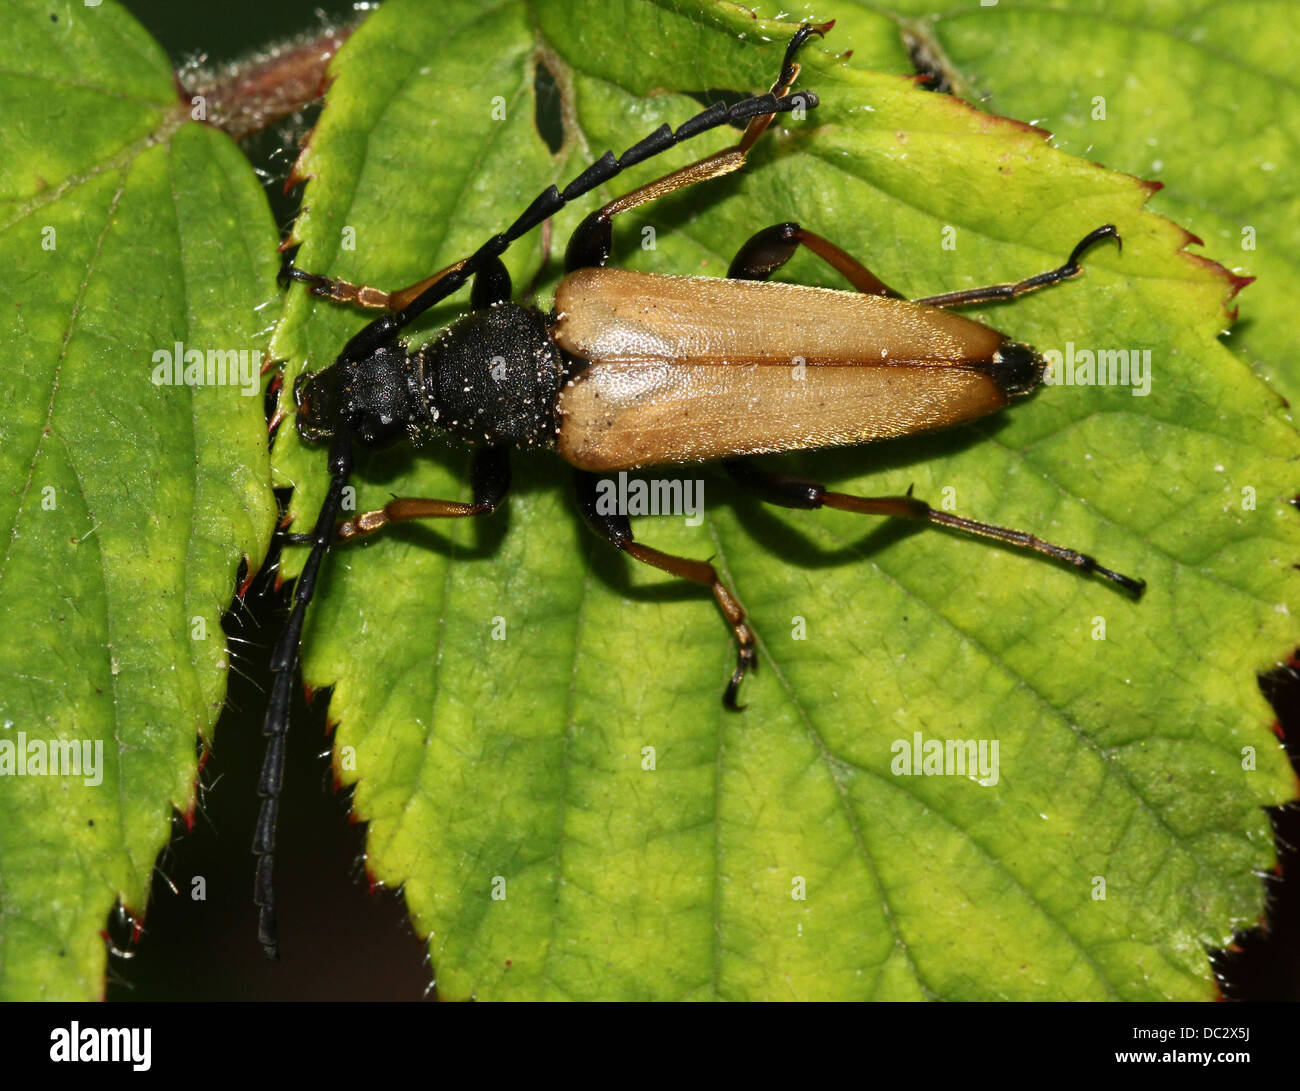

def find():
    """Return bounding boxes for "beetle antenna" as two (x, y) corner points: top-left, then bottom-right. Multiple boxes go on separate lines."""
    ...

(325, 89), (820, 373)
(253, 425), (354, 960)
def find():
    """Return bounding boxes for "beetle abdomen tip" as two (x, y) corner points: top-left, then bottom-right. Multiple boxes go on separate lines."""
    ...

(989, 341), (1045, 398)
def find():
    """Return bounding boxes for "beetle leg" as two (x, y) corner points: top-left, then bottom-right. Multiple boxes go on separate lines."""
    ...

(728, 221), (903, 297)
(278, 255), (468, 311)
(333, 496), (492, 540)
(564, 149), (747, 270)
(468, 256), (514, 308)
(283, 445), (510, 543)
(737, 20), (832, 153)
(279, 254), (514, 312)
(573, 470), (757, 709)
(723, 457), (1145, 598)
(914, 225), (1121, 309)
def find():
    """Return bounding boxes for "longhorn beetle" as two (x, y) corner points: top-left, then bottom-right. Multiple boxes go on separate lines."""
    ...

(256, 23), (1143, 958)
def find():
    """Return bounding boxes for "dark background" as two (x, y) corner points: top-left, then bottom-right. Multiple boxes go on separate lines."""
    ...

(105, 0), (1300, 1001)
(108, 0), (431, 1001)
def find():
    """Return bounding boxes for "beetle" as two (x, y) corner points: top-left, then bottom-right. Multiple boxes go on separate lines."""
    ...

(254, 23), (1142, 958)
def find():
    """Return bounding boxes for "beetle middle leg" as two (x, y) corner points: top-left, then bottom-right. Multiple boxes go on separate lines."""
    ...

(723, 457), (1145, 596)
(564, 24), (829, 273)
(574, 470), (756, 709)
(914, 225), (1121, 308)
(727, 222), (1120, 309)
(728, 221), (904, 297)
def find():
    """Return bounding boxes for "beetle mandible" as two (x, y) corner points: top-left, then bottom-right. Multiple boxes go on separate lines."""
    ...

(256, 23), (1142, 958)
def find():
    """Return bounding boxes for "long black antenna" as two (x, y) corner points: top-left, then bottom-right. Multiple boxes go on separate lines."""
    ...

(253, 45), (821, 958)
(254, 426), (352, 959)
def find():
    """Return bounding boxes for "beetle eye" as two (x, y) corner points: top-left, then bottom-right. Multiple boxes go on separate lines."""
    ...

(293, 367), (338, 442)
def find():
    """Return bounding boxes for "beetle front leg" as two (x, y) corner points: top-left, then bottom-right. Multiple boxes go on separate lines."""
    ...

(723, 457), (1145, 597)
(278, 256), (466, 310)
(573, 470), (756, 709)
(280, 254), (513, 311)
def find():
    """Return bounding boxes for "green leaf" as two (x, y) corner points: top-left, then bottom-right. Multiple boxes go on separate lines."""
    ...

(0, 0), (278, 999)
(778, 0), (1297, 404)
(272, 0), (1295, 999)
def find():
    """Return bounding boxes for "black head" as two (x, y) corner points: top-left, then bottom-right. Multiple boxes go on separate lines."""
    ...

(293, 342), (422, 448)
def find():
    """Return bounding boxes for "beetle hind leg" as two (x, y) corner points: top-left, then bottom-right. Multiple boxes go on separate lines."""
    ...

(724, 457), (1145, 597)
(574, 470), (757, 709)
